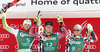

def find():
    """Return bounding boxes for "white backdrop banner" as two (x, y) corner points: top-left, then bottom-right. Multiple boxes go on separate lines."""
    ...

(0, 0), (100, 12)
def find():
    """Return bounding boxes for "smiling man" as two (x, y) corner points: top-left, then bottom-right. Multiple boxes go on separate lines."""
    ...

(2, 13), (36, 52)
(29, 16), (69, 52)
(66, 24), (98, 52)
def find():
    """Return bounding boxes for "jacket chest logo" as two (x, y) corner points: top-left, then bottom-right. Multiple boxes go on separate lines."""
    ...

(43, 36), (56, 41)
(70, 39), (81, 45)
(20, 32), (31, 37)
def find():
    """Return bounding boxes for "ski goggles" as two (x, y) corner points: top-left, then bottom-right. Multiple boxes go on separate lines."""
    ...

(73, 29), (80, 31)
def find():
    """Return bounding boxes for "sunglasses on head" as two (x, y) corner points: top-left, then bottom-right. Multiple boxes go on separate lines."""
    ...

(73, 29), (80, 31)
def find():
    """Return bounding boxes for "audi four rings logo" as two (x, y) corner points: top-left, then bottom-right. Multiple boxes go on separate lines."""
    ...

(0, 34), (10, 38)
(33, 44), (38, 49)
(0, 45), (9, 49)
(85, 45), (96, 49)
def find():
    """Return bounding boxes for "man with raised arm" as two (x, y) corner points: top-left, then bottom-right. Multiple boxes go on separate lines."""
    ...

(29, 16), (69, 52)
(2, 13), (36, 52)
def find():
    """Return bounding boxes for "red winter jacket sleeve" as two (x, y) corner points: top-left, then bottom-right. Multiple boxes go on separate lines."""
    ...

(29, 26), (38, 38)
(58, 24), (70, 39)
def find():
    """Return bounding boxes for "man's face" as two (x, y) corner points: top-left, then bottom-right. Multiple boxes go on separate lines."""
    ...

(45, 25), (53, 33)
(73, 27), (81, 36)
(23, 23), (31, 31)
